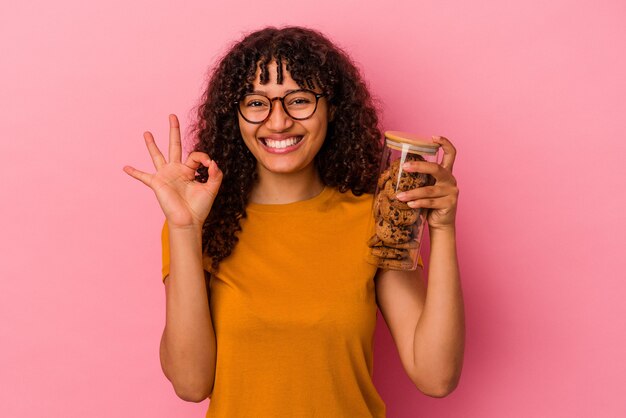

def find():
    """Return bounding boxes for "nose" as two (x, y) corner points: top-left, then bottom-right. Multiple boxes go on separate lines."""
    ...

(265, 98), (294, 131)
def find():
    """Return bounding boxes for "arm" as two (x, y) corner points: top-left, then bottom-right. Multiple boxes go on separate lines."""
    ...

(160, 225), (216, 402)
(413, 226), (463, 395)
(123, 114), (222, 402)
(375, 234), (464, 398)
(413, 225), (465, 395)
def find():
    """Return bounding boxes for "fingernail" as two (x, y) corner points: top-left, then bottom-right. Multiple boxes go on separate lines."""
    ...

(396, 192), (407, 200)
(402, 162), (411, 169)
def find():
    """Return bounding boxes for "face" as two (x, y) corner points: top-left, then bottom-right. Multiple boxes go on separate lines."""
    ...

(237, 60), (330, 176)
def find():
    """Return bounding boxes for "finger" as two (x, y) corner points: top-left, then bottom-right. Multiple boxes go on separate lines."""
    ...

(168, 114), (182, 163)
(402, 159), (452, 182)
(205, 160), (223, 185)
(432, 135), (457, 172)
(123, 165), (153, 188)
(406, 196), (455, 209)
(395, 185), (451, 202)
(143, 131), (167, 169)
(200, 161), (224, 201)
(184, 151), (212, 172)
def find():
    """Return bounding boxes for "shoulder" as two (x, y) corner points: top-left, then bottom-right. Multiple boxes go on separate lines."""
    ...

(325, 188), (375, 228)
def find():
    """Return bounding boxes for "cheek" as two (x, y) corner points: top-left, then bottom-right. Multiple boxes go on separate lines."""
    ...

(311, 120), (328, 143)
(238, 120), (256, 145)
(308, 114), (328, 135)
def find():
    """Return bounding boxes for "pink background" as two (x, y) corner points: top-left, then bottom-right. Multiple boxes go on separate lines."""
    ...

(1, 1), (625, 417)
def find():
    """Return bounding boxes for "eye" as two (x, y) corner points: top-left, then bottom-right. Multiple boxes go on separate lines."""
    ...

(287, 95), (314, 106)
(246, 100), (268, 108)
(242, 95), (270, 108)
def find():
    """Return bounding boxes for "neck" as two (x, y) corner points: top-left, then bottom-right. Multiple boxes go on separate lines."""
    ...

(250, 164), (325, 204)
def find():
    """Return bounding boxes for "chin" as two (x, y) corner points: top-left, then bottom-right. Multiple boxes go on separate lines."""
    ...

(261, 161), (308, 174)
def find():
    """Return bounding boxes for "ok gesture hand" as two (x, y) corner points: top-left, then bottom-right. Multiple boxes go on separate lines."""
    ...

(123, 114), (223, 230)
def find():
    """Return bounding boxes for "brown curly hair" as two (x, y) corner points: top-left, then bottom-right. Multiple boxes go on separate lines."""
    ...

(190, 26), (383, 272)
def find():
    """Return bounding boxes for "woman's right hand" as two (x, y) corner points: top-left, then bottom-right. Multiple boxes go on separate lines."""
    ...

(123, 114), (223, 230)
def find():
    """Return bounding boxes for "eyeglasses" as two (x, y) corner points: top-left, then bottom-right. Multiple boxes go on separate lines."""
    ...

(236, 89), (327, 124)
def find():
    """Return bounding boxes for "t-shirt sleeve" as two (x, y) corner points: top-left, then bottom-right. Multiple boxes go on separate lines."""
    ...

(161, 220), (170, 283)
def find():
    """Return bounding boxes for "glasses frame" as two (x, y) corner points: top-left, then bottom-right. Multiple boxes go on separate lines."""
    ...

(235, 89), (327, 124)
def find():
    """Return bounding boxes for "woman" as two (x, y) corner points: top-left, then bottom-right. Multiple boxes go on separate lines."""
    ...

(124, 26), (464, 417)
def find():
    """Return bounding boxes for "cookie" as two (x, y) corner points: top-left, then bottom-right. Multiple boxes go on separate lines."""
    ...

(367, 234), (383, 247)
(393, 239), (419, 250)
(386, 154), (434, 190)
(368, 232), (418, 250)
(377, 167), (392, 191)
(373, 195), (380, 219)
(397, 171), (431, 191)
(383, 181), (411, 210)
(377, 193), (418, 226)
(375, 218), (412, 245)
(388, 153), (423, 175)
(387, 159), (402, 177)
(370, 246), (408, 260)
(413, 171), (435, 188)
(378, 256), (417, 270)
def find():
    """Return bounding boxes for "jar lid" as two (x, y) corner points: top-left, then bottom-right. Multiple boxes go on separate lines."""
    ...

(384, 131), (441, 155)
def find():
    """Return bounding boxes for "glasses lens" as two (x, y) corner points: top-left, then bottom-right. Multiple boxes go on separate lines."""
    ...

(239, 95), (271, 123)
(284, 90), (317, 119)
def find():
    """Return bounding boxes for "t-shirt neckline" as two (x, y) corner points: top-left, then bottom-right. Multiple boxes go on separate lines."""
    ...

(246, 186), (334, 213)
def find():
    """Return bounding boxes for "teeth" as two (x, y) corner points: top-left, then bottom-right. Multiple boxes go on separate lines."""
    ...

(264, 136), (301, 149)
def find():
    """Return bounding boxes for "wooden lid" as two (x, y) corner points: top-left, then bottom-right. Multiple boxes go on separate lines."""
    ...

(384, 131), (440, 154)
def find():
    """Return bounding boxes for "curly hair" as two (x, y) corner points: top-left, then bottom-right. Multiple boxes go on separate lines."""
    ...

(190, 26), (383, 273)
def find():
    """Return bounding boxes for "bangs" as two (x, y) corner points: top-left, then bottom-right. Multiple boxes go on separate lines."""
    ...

(245, 54), (323, 93)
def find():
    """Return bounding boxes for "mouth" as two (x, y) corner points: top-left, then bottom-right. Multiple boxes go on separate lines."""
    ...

(258, 135), (305, 153)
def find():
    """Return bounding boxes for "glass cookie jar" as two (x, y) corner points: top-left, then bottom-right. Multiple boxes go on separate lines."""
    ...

(367, 131), (441, 271)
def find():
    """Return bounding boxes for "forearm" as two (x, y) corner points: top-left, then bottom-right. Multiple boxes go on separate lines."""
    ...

(161, 226), (216, 401)
(412, 226), (465, 394)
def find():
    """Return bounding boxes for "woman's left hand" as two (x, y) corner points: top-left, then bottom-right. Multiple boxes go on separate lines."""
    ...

(395, 136), (459, 231)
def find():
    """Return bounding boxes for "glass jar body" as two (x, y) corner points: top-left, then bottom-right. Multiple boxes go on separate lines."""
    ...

(367, 138), (440, 270)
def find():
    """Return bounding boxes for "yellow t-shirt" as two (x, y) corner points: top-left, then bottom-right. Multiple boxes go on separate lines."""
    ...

(161, 186), (423, 417)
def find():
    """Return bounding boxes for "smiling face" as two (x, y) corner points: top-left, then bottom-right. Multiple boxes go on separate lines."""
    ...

(238, 60), (330, 178)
